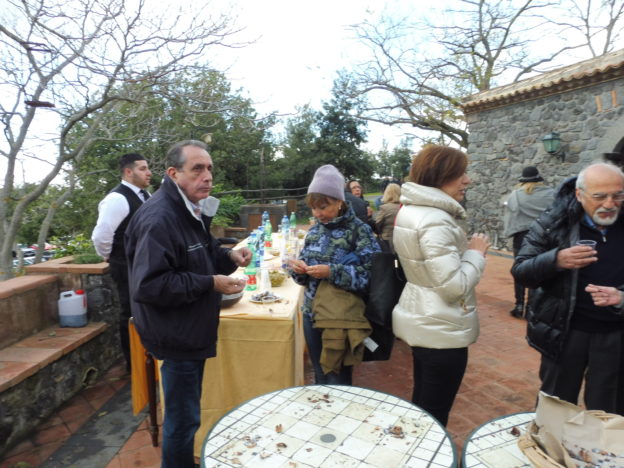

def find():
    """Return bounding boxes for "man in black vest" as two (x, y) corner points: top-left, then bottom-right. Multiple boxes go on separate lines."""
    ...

(92, 153), (152, 371)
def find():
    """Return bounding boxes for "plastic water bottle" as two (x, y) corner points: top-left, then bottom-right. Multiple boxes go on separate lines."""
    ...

(257, 225), (264, 244)
(264, 220), (273, 248)
(260, 266), (271, 293)
(289, 211), (297, 228)
(256, 233), (264, 268)
(281, 250), (291, 274)
(280, 214), (289, 245)
(245, 250), (257, 291)
(261, 210), (269, 226)
(248, 232), (257, 250)
(252, 229), (261, 252)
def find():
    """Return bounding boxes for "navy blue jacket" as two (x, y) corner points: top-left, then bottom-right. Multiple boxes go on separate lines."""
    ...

(125, 176), (237, 360)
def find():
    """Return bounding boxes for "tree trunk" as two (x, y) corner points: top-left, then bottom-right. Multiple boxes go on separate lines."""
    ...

(34, 183), (74, 264)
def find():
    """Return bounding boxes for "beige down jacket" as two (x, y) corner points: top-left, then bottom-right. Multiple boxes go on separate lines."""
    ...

(392, 182), (486, 349)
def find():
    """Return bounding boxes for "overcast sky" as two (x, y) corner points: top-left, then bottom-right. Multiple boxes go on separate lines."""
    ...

(215, 0), (418, 151)
(5, 0), (419, 184)
(8, 0), (617, 183)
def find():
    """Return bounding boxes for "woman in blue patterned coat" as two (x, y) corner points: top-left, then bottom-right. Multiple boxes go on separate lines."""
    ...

(290, 165), (381, 385)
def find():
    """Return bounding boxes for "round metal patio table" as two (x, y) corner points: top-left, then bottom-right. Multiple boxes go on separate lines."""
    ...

(201, 384), (458, 467)
(461, 411), (535, 468)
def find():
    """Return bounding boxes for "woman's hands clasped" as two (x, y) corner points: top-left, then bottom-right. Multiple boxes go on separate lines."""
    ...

(289, 259), (331, 279)
(468, 233), (491, 256)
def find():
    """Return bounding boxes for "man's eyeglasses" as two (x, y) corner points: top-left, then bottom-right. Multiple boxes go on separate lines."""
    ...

(580, 188), (624, 202)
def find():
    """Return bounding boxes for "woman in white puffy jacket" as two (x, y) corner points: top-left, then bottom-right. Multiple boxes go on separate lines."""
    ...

(392, 145), (490, 427)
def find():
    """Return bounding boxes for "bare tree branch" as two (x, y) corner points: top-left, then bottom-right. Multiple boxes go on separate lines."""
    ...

(349, 0), (624, 148)
(0, 0), (244, 278)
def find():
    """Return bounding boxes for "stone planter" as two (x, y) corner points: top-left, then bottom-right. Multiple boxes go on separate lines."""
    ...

(24, 256), (116, 326)
(210, 225), (226, 238)
(1, 257), (122, 457)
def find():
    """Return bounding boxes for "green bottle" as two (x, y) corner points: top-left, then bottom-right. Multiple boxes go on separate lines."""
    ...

(244, 249), (257, 291)
(264, 220), (272, 248)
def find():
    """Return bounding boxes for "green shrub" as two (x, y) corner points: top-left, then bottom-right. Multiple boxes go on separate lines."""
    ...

(212, 193), (247, 227)
(50, 233), (103, 263)
(73, 252), (104, 264)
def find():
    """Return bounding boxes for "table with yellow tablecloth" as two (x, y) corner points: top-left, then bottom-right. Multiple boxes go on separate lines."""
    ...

(130, 256), (305, 457)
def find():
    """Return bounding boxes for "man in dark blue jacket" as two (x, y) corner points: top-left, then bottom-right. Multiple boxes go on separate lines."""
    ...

(512, 162), (624, 415)
(125, 140), (251, 467)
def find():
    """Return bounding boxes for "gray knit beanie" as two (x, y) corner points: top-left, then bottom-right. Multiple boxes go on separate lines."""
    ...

(307, 164), (346, 201)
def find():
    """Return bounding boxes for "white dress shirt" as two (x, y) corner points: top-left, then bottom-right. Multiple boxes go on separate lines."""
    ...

(91, 181), (147, 260)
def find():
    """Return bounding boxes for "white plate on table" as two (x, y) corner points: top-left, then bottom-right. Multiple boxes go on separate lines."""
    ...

(249, 294), (281, 304)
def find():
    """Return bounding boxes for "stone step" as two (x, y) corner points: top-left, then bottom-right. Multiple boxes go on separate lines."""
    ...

(0, 322), (112, 459)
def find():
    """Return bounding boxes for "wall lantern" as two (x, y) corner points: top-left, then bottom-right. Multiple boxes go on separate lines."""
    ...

(542, 132), (565, 161)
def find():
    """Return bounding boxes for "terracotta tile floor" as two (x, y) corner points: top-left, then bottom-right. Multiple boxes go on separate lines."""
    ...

(0, 363), (130, 468)
(1, 251), (541, 467)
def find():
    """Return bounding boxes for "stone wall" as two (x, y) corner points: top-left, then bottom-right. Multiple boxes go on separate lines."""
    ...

(465, 78), (624, 249)
(0, 328), (117, 457)
(0, 260), (123, 457)
(80, 271), (119, 325)
(24, 258), (119, 327)
(0, 275), (59, 348)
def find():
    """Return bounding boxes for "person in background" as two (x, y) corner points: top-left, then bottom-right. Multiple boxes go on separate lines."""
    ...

(392, 145), (490, 426)
(375, 176), (402, 209)
(345, 179), (373, 224)
(502, 166), (555, 318)
(373, 182), (401, 253)
(512, 162), (624, 416)
(125, 140), (252, 467)
(91, 153), (152, 372)
(290, 165), (380, 385)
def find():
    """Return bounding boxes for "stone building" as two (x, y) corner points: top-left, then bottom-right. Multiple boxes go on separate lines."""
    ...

(461, 48), (624, 249)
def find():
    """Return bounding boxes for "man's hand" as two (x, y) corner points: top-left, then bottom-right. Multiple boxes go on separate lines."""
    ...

(213, 275), (246, 294)
(585, 284), (623, 307)
(556, 246), (597, 269)
(229, 247), (252, 267)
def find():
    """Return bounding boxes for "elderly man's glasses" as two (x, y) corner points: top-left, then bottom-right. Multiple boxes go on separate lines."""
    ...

(580, 189), (624, 202)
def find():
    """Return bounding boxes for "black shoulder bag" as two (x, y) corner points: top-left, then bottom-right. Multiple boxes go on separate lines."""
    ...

(362, 238), (406, 361)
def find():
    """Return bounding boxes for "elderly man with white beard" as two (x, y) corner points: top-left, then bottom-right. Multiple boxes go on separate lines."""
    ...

(512, 162), (624, 415)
